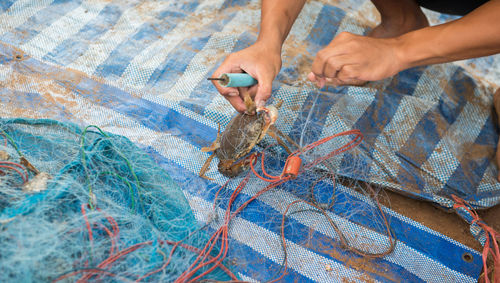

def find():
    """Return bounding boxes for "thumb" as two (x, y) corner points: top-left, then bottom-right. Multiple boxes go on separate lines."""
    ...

(254, 77), (273, 109)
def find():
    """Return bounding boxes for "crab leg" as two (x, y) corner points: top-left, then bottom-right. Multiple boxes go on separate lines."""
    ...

(269, 125), (301, 152)
(199, 153), (216, 180)
(256, 105), (278, 139)
(267, 128), (292, 155)
(200, 124), (223, 180)
(201, 124), (221, 152)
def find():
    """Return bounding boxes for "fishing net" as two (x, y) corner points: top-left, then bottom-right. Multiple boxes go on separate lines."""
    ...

(0, 0), (497, 281)
(0, 117), (406, 282)
(0, 118), (233, 282)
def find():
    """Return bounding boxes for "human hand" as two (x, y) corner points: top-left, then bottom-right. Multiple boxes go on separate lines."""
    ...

(211, 42), (281, 113)
(307, 32), (404, 87)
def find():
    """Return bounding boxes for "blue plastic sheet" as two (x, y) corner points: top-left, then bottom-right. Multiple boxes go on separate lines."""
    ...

(1, 0), (499, 281)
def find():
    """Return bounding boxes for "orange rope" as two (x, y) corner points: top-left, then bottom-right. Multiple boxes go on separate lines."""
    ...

(71, 129), (366, 283)
(176, 129), (364, 282)
(452, 195), (500, 283)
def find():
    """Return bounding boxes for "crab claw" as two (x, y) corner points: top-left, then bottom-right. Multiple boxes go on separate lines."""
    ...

(257, 105), (278, 125)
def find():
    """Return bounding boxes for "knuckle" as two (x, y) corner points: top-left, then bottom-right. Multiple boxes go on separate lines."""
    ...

(326, 57), (338, 69)
(317, 50), (328, 62)
(340, 66), (356, 79)
(337, 31), (351, 40)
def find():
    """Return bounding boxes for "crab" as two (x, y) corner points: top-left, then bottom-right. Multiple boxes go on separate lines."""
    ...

(199, 94), (292, 179)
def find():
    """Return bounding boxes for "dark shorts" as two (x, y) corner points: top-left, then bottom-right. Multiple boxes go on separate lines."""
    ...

(416, 0), (489, 15)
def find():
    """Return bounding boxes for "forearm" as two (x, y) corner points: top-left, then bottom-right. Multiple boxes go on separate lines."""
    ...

(397, 0), (500, 69)
(257, 0), (307, 53)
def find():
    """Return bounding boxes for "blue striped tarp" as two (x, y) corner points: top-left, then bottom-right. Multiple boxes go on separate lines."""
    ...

(0, 0), (498, 281)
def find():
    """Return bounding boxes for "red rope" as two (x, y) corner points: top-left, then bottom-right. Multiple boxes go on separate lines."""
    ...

(75, 204), (238, 283)
(97, 223), (115, 256)
(96, 207), (120, 252)
(175, 129), (364, 282)
(72, 129), (364, 283)
(0, 162), (28, 183)
(250, 129), (362, 183)
(176, 177), (252, 282)
(80, 204), (93, 244)
(452, 195), (500, 283)
(77, 206), (121, 282)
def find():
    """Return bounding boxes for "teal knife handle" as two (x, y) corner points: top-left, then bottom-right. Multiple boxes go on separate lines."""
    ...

(220, 73), (257, 87)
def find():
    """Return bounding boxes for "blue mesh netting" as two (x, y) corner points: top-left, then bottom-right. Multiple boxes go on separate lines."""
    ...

(0, 118), (232, 282)
(0, 0), (498, 281)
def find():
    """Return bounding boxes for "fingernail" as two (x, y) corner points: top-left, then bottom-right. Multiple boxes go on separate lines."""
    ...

(256, 100), (266, 108)
(308, 72), (316, 81)
(228, 92), (239, 97)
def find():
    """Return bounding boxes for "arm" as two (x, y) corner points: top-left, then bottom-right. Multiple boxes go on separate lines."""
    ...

(257, 0), (307, 53)
(213, 0), (306, 112)
(309, 0), (500, 86)
(399, 0), (500, 69)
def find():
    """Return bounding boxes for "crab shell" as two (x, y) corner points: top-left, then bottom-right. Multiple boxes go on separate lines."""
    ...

(216, 106), (278, 177)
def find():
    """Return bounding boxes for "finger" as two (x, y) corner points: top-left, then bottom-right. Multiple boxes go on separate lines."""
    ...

(307, 72), (317, 82)
(317, 77), (326, 88)
(336, 78), (367, 86)
(311, 48), (334, 78)
(225, 95), (247, 113)
(232, 64), (259, 101)
(323, 55), (351, 78)
(324, 77), (344, 86)
(254, 82), (272, 109)
(211, 57), (243, 97)
(311, 44), (348, 78)
(307, 72), (326, 88)
(336, 65), (357, 82)
(336, 65), (367, 86)
(254, 73), (273, 109)
(217, 85), (240, 98)
(247, 84), (258, 97)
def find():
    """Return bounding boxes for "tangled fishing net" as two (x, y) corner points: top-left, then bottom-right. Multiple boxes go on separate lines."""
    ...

(175, 99), (400, 281)
(0, 114), (399, 282)
(0, 0), (499, 281)
(0, 118), (233, 282)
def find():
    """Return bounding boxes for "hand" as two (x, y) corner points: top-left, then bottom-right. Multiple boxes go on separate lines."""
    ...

(211, 42), (281, 113)
(307, 32), (404, 87)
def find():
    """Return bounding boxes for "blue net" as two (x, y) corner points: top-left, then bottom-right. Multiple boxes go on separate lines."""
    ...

(0, 0), (498, 281)
(0, 118), (232, 282)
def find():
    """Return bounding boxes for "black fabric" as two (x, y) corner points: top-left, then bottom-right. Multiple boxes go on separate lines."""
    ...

(416, 0), (489, 15)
